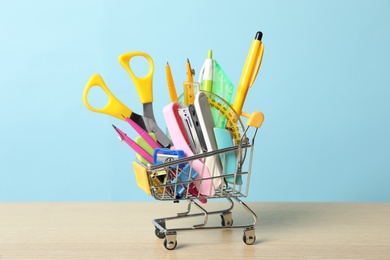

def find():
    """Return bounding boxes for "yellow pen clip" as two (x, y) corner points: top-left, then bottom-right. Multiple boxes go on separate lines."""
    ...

(249, 43), (264, 88)
(118, 52), (154, 104)
(82, 74), (132, 121)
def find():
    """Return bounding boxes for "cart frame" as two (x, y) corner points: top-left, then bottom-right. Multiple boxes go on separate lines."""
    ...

(133, 111), (264, 250)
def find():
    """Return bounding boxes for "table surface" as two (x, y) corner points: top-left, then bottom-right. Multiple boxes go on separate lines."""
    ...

(0, 201), (389, 259)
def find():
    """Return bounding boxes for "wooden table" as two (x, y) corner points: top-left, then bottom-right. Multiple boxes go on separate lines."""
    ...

(1, 202), (389, 259)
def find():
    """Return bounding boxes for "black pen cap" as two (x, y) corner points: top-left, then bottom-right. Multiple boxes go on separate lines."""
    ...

(255, 31), (263, 41)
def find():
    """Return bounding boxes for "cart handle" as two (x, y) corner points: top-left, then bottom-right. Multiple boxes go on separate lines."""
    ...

(246, 111), (264, 129)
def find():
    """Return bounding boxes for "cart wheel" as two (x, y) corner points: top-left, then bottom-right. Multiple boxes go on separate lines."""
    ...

(155, 227), (165, 239)
(164, 238), (177, 250)
(221, 212), (233, 227)
(243, 227), (256, 245)
(243, 234), (256, 245)
(163, 231), (177, 250)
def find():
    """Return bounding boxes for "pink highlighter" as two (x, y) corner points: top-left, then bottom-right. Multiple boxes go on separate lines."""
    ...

(123, 117), (161, 150)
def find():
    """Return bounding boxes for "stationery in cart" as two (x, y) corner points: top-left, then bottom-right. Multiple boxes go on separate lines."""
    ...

(163, 101), (215, 197)
(178, 105), (207, 155)
(82, 31), (266, 250)
(194, 91), (223, 188)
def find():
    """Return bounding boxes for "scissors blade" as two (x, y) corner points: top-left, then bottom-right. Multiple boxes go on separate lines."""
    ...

(128, 111), (147, 132)
(143, 102), (156, 122)
(142, 117), (172, 148)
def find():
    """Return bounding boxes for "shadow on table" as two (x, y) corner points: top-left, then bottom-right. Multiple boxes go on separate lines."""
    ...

(256, 202), (334, 231)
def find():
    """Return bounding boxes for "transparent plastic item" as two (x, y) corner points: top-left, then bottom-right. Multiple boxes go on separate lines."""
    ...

(211, 60), (235, 128)
(179, 87), (245, 145)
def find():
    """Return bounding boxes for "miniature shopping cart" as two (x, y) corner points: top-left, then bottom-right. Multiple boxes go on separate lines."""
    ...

(132, 96), (264, 250)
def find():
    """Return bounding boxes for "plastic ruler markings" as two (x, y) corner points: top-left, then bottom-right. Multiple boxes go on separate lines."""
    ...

(207, 97), (242, 145)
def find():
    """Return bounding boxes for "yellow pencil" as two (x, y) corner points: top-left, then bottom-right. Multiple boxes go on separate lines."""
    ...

(165, 61), (178, 102)
(184, 59), (195, 105)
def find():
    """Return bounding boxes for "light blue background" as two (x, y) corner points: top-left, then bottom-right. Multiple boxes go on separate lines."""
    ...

(1, 0), (389, 202)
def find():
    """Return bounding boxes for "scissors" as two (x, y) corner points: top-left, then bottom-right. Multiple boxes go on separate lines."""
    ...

(82, 52), (172, 148)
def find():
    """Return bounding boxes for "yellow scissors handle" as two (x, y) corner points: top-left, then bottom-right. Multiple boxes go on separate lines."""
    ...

(118, 52), (154, 104)
(82, 74), (132, 121)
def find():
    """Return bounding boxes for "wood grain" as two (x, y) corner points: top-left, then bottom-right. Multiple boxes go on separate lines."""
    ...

(0, 202), (389, 259)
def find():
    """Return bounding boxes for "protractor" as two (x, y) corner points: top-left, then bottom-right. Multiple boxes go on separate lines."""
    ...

(178, 90), (245, 146)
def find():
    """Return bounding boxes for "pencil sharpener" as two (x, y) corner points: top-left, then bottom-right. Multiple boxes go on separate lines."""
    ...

(153, 148), (185, 168)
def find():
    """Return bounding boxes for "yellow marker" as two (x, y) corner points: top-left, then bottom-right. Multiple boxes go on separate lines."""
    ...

(233, 31), (264, 116)
(165, 61), (178, 102)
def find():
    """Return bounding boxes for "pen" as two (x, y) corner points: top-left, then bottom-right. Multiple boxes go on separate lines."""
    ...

(200, 49), (213, 92)
(232, 31), (264, 116)
(123, 116), (161, 150)
(112, 124), (154, 164)
(165, 61), (178, 102)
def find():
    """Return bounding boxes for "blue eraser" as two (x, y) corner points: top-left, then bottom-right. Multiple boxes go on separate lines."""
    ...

(213, 128), (242, 185)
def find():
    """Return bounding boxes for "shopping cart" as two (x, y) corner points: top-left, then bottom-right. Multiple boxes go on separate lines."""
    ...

(132, 92), (264, 250)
